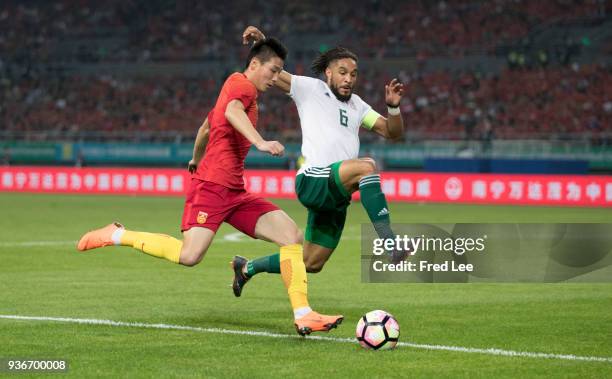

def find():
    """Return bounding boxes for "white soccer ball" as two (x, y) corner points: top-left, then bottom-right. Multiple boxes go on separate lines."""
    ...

(355, 310), (400, 350)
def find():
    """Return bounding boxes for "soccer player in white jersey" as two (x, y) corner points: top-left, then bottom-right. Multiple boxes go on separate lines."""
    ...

(232, 26), (406, 297)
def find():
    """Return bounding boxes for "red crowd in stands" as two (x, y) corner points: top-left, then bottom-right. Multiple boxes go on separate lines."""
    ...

(1, 0), (607, 62)
(2, 64), (609, 142)
(0, 0), (609, 142)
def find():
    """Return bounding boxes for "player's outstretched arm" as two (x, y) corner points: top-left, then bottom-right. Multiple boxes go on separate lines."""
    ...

(188, 117), (210, 173)
(371, 79), (405, 140)
(225, 100), (285, 156)
(242, 25), (292, 93)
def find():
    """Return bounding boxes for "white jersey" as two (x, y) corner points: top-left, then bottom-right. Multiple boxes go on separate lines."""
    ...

(290, 75), (375, 175)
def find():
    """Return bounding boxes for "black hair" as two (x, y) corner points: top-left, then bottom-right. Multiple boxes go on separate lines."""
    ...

(245, 37), (288, 69)
(311, 47), (358, 75)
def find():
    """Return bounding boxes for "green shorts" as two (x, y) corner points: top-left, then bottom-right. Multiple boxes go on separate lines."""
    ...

(295, 161), (351, 249)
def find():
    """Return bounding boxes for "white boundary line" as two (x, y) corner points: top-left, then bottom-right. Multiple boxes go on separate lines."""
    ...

(0, 234), (363, 248)
(1, 314), (610, 363)
(0, 241), (77, 247)
(0, 239), (242, 247)
(0, 238), (280, 247)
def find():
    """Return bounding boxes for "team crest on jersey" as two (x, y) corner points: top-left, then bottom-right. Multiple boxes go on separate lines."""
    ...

(196, 211), (208, 224)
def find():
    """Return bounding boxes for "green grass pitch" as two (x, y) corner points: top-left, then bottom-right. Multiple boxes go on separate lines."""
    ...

(1, 193), (611, 378)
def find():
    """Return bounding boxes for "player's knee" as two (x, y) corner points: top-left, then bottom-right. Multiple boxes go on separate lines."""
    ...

(281, 228), (303, 246)
(180, 254), (201, 267)
(304, 259), (324, 273)
(294, 229), (304, 244)
(180, 249), (204, 267)
(358, 159), (377, 177)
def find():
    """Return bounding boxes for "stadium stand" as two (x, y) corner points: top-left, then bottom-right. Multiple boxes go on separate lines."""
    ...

(1, 0), (610, 156)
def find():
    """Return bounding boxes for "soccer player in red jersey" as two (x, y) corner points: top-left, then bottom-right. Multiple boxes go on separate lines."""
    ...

(77, 38), (343, 336)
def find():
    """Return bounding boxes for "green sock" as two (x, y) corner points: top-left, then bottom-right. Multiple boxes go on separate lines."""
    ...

(246, 253), (280, 277)
(359, 174), (395, 240)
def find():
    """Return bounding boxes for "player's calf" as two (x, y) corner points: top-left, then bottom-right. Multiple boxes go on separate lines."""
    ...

(350, 160), (404, 261)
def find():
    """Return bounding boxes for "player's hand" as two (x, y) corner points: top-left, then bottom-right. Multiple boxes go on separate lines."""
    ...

(242, 26), (266, 45)
(256, 140), (285, 157)
(385, 78), (404, 108)
(188, 159), (198, 174)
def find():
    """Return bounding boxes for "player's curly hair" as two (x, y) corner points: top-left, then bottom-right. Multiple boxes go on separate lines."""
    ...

(245, 37), (288, 68)
(311, 47), (358, 75)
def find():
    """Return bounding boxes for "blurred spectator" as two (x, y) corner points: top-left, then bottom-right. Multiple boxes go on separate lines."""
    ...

(2, 63), (610, 142)
(0, 0), (610, 143)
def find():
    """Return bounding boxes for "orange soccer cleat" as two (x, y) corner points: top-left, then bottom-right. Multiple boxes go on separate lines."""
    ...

(294, 311), (344, 336)
(77, 222), (124, 251)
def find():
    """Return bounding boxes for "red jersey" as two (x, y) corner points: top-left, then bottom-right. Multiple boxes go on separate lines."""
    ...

(195, 73), (258, 189)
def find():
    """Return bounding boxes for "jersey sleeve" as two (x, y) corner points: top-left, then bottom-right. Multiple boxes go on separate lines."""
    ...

(226, 78), (257, 109)
(289, 75), (320, 103)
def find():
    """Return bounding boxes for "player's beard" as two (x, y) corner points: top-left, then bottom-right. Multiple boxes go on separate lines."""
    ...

(330, 83), (352, 102)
